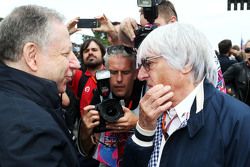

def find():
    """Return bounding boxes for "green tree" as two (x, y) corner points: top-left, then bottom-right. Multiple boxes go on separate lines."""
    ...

(93, 31), (109, 47)
(81, 31), (109, 47)
(81, 34), (94, 42)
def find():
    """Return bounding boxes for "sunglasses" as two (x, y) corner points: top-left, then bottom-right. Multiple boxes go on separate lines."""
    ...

(140, 55), (162, 71)
(107, 45), (137, 55)
(245, 48), (250, 53)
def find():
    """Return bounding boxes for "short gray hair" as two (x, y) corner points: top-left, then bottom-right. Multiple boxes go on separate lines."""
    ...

(0, 5), (64, 62)
(137, 22), (217, 86)
(104, 45), (137, 69)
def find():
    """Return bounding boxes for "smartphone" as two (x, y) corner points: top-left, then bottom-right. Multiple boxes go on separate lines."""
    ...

(77, 18), (100, 28)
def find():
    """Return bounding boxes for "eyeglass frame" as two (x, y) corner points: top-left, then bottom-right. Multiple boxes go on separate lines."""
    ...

(244, 48), (250, 53)
(139, 55), (162, 71)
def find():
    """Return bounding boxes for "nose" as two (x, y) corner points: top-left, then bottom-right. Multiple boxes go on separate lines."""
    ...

(68, 52), (80, 70)
(117, 72), (123, 82)
(137, 66), (148, 81)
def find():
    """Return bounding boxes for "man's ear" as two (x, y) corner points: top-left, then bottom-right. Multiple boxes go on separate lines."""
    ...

(182, 64), (193, 74)
(22, 42), (39, 71)
(168, 16), (177, 23)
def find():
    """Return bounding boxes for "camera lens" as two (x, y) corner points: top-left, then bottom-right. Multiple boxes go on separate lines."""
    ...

(106, 107), (117, 116)
(98, 98), (124, 123)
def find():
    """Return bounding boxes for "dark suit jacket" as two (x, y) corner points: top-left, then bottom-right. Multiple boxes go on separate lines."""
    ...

(123, 80), (250, 167)
(0, 64), (80, 167)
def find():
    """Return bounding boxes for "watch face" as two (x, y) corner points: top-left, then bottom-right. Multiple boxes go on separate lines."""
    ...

(137, 0), (152, 7)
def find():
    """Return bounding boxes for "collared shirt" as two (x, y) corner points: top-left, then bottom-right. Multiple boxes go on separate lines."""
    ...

(132, 79), (205, 167)
(156, 79), (204, 167)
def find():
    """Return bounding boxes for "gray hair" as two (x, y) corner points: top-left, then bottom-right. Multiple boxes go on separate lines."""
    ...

(137, 22), (218, 86)
(0, 5), (64, 62)
(104, 45), (136, 69)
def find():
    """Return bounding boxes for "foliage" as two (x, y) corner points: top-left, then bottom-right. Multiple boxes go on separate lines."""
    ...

(81, 31), (109, 47)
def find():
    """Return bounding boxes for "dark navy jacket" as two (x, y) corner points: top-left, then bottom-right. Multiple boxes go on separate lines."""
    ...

(0, 64), (80, 167)
(123, 80), (250, 167)
(218, 54), (237, 73)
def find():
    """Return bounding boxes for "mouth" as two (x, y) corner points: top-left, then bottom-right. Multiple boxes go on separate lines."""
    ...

(146, 84), (152, 88)
(87, 55), (96, 61)
(114, 85), (125, 89)
(113, 86), (126, 92)
(65, 76), (72, 82)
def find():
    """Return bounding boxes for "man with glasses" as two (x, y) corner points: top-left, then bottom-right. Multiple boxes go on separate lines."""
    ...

(118, 0), (226, 93)
(78, 45), (144, 167)
(123, 23), (250, 167)
(223, 40), (250, 106)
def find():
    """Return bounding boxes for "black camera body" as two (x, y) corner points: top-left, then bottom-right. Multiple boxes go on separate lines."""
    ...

(134, 0), (161, 48)
(93, 70), (124, 133)
(134, 24), (157, 49)
(94, 98), (123, 132)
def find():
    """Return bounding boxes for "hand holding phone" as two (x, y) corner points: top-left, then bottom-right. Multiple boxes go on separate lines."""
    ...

(77, 19), (100, 28)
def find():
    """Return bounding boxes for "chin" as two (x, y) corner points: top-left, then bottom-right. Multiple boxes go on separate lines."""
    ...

(58, 84), (67, 93)
(114, 93), (125, 98)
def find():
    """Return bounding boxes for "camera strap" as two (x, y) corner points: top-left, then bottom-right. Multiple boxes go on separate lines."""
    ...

(77, 72), (90, 99)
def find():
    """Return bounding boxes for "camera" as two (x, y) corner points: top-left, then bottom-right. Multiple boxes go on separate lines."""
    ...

(93, 70), (124, 133)
(134, 0), (161, 48)
(77, 18), (100, 28)
(134, 24), (157, 49)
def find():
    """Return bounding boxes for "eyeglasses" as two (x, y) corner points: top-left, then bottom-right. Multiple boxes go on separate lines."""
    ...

(107, 45), (137, 55)
(245, 48), (250, 53)
(140, 55), (162, 71)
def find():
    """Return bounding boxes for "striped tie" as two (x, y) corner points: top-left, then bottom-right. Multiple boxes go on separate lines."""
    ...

(162, 112), (178, 139)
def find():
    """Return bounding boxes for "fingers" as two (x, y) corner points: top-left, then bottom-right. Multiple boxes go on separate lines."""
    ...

(103, 14), (107, 20)
(83, 105), (96, 111)
(120, 17), (138, 42)
(92, 27), (102, 32)
(138, 84), (173, 130)
(67, 17), (80, 35)
(106, 125), (130, 133)
(142, 84), (172, 104)
(106, 107), (138, 131)
(67, 17), (80, 26)
(81, 105), (100, 129)
(146, 85), (173, 110)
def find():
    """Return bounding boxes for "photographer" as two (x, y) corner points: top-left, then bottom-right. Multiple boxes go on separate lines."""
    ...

(118, 0), (226, 92)
(78, 45), (143, 167)
(118, 0), (177, 47)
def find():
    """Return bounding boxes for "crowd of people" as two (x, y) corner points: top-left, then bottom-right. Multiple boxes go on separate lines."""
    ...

(0, 1), (250, 167)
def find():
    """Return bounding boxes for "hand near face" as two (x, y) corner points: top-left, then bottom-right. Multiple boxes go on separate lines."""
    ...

(139, 84), (174, 131)
(106, 106), (138, 132)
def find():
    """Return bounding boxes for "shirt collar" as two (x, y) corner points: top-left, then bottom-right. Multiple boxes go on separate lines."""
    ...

(173, 78), (205, 123)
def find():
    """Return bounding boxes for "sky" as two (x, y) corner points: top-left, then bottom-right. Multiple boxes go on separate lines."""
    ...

(1, 0), (250, 50)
